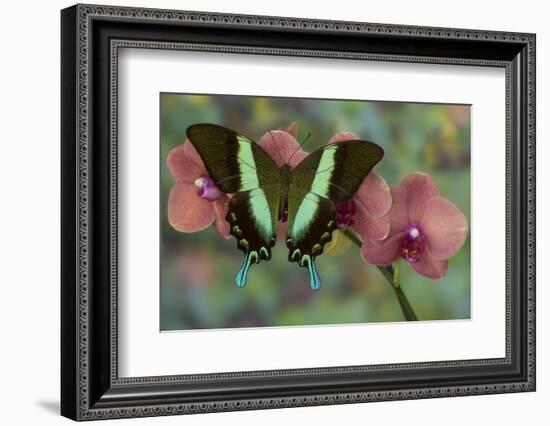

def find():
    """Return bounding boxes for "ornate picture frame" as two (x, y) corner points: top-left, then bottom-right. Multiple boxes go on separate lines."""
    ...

(61, 4), (535, 421)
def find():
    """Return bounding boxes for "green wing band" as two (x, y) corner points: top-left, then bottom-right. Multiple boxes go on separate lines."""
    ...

(309, 145), (337, 198)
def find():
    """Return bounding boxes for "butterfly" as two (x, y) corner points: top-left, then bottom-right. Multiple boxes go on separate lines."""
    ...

(186, 123), (384, 290)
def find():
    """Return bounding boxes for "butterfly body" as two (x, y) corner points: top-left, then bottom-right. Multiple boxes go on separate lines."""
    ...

(186, 123), (383, 290)
(279, 164), (292, 216)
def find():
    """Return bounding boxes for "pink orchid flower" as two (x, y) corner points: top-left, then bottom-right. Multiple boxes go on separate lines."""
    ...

(167, 141), (231, 238)
(258, 127), (308, 170)
(328, 132), (392, 241)
(362, 172), (468, 279)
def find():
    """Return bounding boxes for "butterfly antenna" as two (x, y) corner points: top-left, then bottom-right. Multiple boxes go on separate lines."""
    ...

(300, 131), (312, 147)
(268, 131), (285, 166)
(287, 131), (312, 166)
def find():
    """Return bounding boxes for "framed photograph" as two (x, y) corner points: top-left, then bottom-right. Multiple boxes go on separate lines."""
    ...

(61, 3), (536, 421)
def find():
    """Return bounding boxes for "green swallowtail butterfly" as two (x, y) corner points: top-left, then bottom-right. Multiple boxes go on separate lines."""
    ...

(186, 123), (384, 290)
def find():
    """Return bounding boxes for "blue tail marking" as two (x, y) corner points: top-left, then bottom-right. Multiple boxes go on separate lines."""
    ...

(235, 252), (258, 288)
(302, 255), (321, 290)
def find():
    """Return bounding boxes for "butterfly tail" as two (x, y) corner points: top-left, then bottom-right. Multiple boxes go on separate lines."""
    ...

(235, 251), (258, 288)
(300, 254), (321, 291)
(227, 189), (278, 288)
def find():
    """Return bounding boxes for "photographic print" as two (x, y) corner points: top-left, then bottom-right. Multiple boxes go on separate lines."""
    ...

(61, 7), (535, 418)
(160, 93), (470, 331)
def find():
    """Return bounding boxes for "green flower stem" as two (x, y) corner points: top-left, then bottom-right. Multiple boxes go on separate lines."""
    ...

(393, 259), (401, 288)
(383, 265), (418, 321)
(342, 228), (418, 321)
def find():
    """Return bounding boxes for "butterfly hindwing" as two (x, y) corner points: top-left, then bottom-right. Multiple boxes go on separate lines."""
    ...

(286, 188), (337, 290)
(286, 141), (384, 290)
(226, 186), (281, 287)
(186, 124), (282, 287)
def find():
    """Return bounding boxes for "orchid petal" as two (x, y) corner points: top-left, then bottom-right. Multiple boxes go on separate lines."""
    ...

(327, 131), (360, 144)
(411, 247), (449, 279)
(258, 130), (307, 169)
(421, 196), (468, 260)
(167, 140), (206, 183)
(281, 122), (298, 138)
(183, 139), (206, 166)
(354, 171), (391, 219)
(352, 206), (390, 241)
(212, 197), (231, 239)
(168, 183), (215, 232)
(288, 149), (309, 169)
(388, 186), (409, 235)
(400, 172), (439, 225)
(361, 232), (405, 265)
(324, 230), (352, 256)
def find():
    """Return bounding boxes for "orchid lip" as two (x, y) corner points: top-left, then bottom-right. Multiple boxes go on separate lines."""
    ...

(194, 175), (223, 201)
(336, 199), (356, 229)
(401, 225), (425, 263)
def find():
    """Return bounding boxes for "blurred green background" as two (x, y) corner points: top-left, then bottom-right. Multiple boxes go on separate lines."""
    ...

(160, 93), (471, 331)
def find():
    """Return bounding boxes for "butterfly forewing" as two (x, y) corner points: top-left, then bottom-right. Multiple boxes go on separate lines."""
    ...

(292, 140), (384, 202)
(186, 123), (280, 193)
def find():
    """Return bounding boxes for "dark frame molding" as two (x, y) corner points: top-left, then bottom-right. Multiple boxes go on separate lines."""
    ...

(61, 3), (536, 421)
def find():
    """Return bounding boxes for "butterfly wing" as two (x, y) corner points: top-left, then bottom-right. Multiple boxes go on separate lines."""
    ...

(187, 123), (280, 193)
(285, 188), (337, 290)
(287, 140), (384, 290)
(186, 124), (281, 287)
(226, 186), (281, 287)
